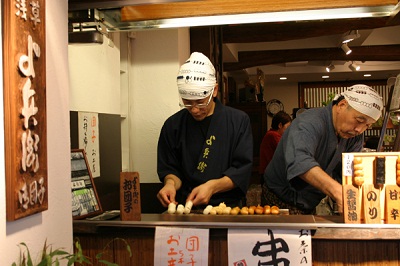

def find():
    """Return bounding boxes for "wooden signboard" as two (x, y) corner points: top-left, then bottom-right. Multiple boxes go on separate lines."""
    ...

(385, 185), (400, 224)
(342, 152), (400, 224)
(120, 172), (141, 221)
(363, 184), (381, 224)
(71, 149), (102, 220)
(3, 0), (47, 220)
(343, 184), (361, 223)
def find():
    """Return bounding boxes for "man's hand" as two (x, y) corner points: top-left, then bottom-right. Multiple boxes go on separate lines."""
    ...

(187, 182), (214, 206)
(187, 176), (235, 206)
(300, 166), (343, 213)
(157, 175), (182, 207)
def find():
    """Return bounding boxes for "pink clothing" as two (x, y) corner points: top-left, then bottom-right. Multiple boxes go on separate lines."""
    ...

(259, 129), (282, 174)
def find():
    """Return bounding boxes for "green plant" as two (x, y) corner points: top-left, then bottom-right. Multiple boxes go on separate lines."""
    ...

(12, 238), (131, 266)
(321, 92), (336, 106)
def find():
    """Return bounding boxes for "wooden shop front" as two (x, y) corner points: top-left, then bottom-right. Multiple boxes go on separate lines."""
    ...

(73, 214), (400, 265)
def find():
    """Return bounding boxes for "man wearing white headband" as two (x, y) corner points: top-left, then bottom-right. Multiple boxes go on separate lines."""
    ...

(157, 52), (253, 209)
(262, 84), (383, 214)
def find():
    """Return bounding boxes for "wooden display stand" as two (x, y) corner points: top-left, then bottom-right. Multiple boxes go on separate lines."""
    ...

(342, 152), (400, 224)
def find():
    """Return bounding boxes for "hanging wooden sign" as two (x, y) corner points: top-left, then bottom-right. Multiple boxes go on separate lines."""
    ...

(3, 0), (47, 220)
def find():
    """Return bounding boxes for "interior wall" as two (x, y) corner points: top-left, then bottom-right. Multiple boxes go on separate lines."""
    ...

(0, 1), (73, 264)
(129, 28), (190, 183)
(68, 33), (121, 114)
(264, 81), (299, 128)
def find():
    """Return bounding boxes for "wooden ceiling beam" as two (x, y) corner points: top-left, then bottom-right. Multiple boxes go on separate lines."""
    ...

(221, 17), (392, 43)
(68, 0), (198, 11)
(120, 0), (398, 22)
(223, 45), (400, 71)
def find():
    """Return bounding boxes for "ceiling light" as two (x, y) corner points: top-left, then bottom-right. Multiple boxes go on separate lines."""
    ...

(341, 43), (352, 55)
(341, 30), (361, 44)
(364, 74), (372, 77)
(322, 75), (330, 79)
(349, 62), (360, 71)
(279, 77), (287, 80)
(326, 64), (335, 72)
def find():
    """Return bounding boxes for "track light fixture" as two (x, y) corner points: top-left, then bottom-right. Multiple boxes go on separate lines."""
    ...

(326, 64), (335, 72)
(349, 62), (360, 71)
(341, 43), (352, 55)
(341, 30), (360, 44)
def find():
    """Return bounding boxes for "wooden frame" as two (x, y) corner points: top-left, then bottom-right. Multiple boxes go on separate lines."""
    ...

(71, 149), (102, 220)
(121, 0), (397, 22)
(3, 0), (47, 220)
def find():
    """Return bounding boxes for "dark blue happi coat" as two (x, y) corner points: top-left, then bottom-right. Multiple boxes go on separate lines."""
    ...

(265, 102), (363, 211)
(157, 98), (253, 206)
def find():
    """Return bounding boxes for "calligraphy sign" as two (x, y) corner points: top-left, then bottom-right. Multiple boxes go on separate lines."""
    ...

(3, 0), (47, 221)
(385, 185), (400, 224)
(154, 227), (209, 266)
(363, 184), (381, 224)
(343, 184), (361, 224)
(120, 172), (141, 221)
(78, 112), (101, 178)
(228, 228), (312, 265)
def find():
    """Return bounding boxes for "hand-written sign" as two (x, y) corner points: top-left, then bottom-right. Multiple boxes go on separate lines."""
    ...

(4, 0), (47, 221)
(343, 184), (361, 224)
(120, 172), (141, 221)
(228, 228), (312, 265)
(154, 227), (209, 266)
(78, 112), (100, 178)
(363, 184), (381, 224)
(385, 185), (400, 224)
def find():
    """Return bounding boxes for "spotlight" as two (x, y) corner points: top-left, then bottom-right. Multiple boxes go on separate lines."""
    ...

(341, 43), (352, 55)
(349, 62), (360, 71)
(341, 30), (360, 44)
(326, 64), (335, 72)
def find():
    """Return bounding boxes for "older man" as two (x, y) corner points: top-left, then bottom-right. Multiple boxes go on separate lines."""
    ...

(263, 84), (383, 214)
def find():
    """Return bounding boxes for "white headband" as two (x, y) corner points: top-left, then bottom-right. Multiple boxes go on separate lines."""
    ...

(340, 84), (383, 121)
(177, 52), (216, 100)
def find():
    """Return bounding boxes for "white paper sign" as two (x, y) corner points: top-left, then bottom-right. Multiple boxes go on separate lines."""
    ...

(343, 153), (354, 177)
(228, 228), (312, 265)
(154, 226), (209, 266)
(78, 112), (100, 178)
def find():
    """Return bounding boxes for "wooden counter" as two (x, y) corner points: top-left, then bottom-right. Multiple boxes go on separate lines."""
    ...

(73, 214), (400, 265)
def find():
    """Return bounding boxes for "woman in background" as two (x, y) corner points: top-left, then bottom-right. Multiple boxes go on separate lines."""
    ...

(259, 111), (292, 185)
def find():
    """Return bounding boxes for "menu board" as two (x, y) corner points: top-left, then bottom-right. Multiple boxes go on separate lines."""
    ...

(342, 151), (400, 224)
(71, 149), (102, 219)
